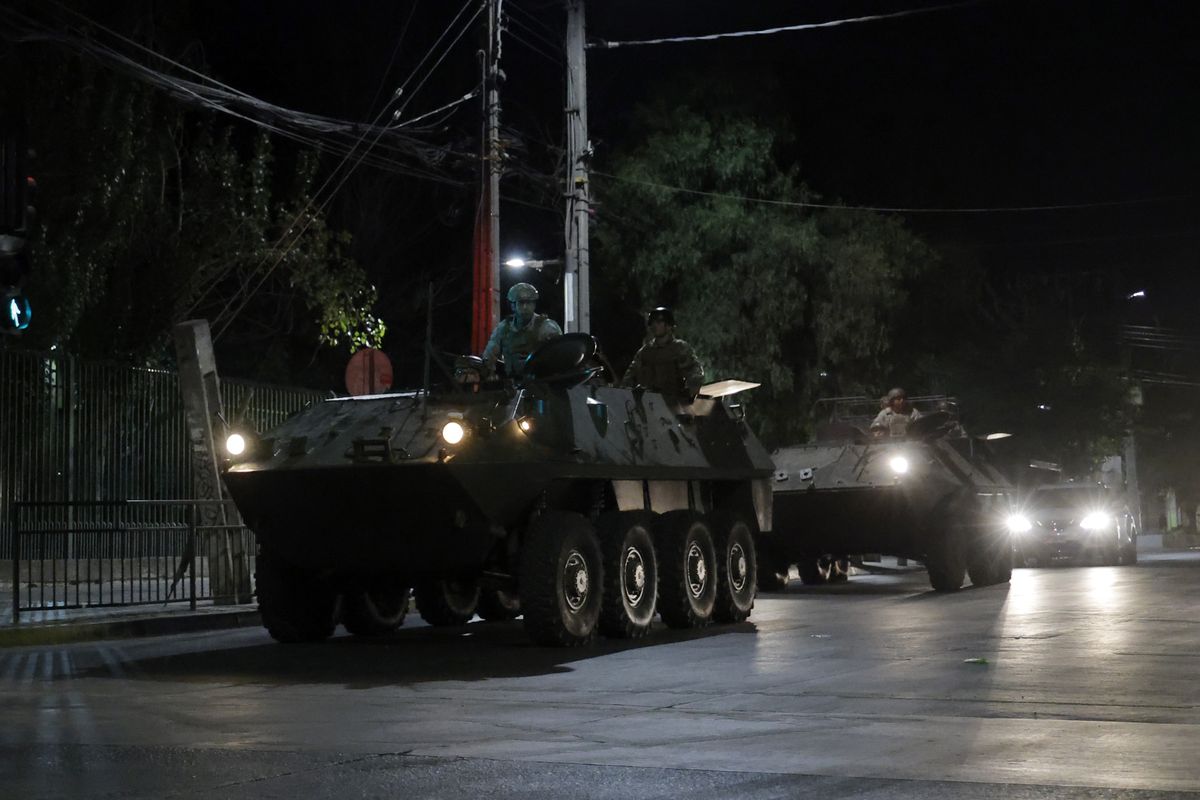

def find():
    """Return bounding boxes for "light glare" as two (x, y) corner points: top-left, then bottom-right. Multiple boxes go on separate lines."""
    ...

(225, 433), (246, 456)
(441, 421), (466, 444)
(888, 455), (909, 475)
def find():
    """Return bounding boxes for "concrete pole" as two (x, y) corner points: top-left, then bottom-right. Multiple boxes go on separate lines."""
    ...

(564, 0), (590, 333)
(487, 0), (503, 331)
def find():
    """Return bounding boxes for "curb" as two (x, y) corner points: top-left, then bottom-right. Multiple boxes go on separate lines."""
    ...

(0, 609), (262, 648)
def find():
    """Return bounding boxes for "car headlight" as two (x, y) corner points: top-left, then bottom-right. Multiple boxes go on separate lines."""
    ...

(518, 416), (534, 433)
(888, 455), (909, 475)
(225, 433), (247, 457)
(1006, 514), (1032, 533)
(441, 420), (467, 445)
(1080, 512), (1112, 530)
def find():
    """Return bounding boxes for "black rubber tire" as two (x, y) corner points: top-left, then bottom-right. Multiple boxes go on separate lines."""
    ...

(925, 533), (967, 592)
(597, 511), (658, 639)
(415, 578), (480, 626)
(1119, 533), (1139, 565)
(1099, 534), (1121, 566)
(712, 513), (757, 623)
(827, 555), (851, 584)
(757, 565), (791, 591)
(796, 558), (829, 585)
(476, 588), (522, 621)
(967, 533), (1013, 587)
(655, 511), (718, 629)
(342, 582), (409, 636)
(256, 553), (337, 643)
(520, 510), (604, 647)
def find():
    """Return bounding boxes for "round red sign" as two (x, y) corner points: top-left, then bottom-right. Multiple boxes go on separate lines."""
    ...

(344, 348), (394, 395)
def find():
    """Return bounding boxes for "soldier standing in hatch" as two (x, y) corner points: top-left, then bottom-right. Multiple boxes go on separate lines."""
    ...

(870, 387), (922, 438)
(622, 306), (704, 400)
(481, 282), (562, 379)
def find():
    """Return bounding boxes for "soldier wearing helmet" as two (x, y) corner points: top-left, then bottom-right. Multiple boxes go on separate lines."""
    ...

(870, 387), (922, 438)
(622, 306), (704, 401)
(481, 282), (563, 379)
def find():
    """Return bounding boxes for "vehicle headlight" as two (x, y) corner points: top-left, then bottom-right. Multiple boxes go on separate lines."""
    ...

(888, 455), (909, 475)
(225, 433), (247, 457)
(1006, 514), (1032, 533)
(1080, 512), (1112, 530)
(441, 420), (467, 445)
(518, 416), (534, 433)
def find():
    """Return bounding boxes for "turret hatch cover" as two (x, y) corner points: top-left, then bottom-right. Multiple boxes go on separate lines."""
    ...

(698, 379), (760, 398)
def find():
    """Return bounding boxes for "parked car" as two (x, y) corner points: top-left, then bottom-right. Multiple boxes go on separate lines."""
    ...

(1006, 483), (1138, 566)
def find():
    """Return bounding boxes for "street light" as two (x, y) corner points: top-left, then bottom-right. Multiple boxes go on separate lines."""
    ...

(505, 257), (563, 272)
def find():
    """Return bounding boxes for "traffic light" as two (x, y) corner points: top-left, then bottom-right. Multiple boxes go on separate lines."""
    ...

(1, 119), (34, 335)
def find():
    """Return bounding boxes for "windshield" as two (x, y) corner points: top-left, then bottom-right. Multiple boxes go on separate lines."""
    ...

(1030, 485), (1113, 512)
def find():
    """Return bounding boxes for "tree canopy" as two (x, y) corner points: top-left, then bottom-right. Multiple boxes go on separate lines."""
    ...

(2, 27), (383, 383)
(593, 85), (933, 444)
(593, 76), (1132, 470)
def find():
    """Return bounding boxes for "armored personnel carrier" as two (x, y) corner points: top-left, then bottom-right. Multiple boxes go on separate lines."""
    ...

(222, 334), (773, 646)
(761, 396), (1013, 592)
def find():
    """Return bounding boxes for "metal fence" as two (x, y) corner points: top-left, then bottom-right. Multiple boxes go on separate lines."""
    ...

(10, 499), (253, 621)
(0, 347), (325, 561)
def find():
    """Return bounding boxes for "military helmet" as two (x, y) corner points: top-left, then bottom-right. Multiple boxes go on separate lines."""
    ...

(886, 387), (907, 402)
(646, 306), (675, 326)
(507, 283), (539, 303)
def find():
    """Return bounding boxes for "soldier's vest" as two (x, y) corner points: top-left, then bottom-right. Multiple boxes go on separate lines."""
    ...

(502, 315), (553, 376)
(633, 340), (688, 395)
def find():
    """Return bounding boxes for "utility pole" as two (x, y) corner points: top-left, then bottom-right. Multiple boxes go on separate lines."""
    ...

(564, 0), (590, 333)
(472, 0), (503, 353)
(487, 0), (503, 333)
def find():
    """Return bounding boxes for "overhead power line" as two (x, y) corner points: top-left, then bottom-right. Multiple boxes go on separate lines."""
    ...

(589, 0), (983, 50)
(591, 171), (1186, 215)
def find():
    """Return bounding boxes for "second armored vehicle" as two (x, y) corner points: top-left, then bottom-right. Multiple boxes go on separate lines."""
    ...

(222, 335), (774, 646)
(761, 396), (1014, 592)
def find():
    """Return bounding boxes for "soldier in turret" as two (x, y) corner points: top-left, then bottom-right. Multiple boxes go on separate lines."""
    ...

(622, 306), (704, 401)
(870, 387), (922, 438)
(481, 282), (563, 379)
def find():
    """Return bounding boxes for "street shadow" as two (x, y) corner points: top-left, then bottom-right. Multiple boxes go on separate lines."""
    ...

(77, 618), (758, 689)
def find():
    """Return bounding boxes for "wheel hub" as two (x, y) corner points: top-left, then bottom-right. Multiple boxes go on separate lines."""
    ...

(687, 542), (707, 598)
(623, 546), (646, 606)
(563, 550), (589, 611)
(729, 543), (748, 593)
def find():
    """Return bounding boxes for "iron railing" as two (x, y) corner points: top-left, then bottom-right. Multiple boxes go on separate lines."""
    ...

(11, 499), (253, 622)
(0, 347), (324, 560)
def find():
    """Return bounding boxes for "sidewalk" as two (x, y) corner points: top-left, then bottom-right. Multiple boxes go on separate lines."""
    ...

(0, 581), (260, 648)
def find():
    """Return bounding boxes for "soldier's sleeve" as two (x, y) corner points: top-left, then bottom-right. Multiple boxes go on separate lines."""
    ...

(870, 409), (889, 431)
(677, 341), (704, 394)
(481, 321), (505, 371)
(622, 346), (644, 388)
(537, 316), (563, 340)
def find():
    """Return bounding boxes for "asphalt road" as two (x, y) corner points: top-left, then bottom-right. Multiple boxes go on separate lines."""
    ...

(2, 553), (1198, 799)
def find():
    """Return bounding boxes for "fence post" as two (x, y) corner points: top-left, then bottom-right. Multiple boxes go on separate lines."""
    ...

(10, 502), (18, 624)
(188, 502), (197, 611)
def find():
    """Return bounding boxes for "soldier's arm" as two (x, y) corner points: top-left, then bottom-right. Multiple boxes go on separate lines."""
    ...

(481, 322), (505, 373)
(538, 316), (563, 340)
(622, 348), (643, 388)
(677, 342), (704, 394)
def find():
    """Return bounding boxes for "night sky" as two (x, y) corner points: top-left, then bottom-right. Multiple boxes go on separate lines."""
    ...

(22, 0), (1200, 357)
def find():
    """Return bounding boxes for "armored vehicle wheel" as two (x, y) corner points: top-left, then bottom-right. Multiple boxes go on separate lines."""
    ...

(415, 579), (481, 626)
(256, 554), (338, 643)
(1119, 534), (1138, 565)
(477, 588), (522, 621)
(925, 533), (967, 592)
(828, 556), (851, 584)
(598, 511), (658, 638)
(656, 511), (718, 629)
(712, 513), (757, 623)
(758, 564), (791, 591)
(342, 582), (410, 636)
(797, 558), (830, 585)
(1099, 536), (1121, 567)
(520, 510), (604, 646)
(967, 534), (1013, 587)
